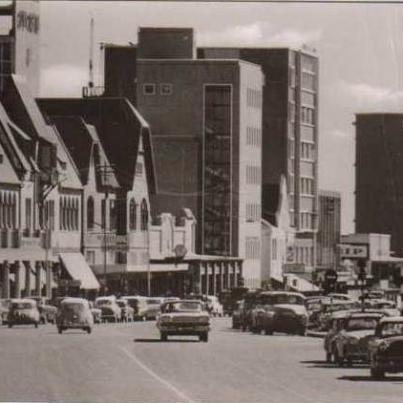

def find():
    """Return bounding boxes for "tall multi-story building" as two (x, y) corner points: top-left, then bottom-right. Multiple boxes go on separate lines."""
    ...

(355, 113), (403, 256)
(102, 28), (263, 287)
(316, 190), (341, 270)
(198, 47), (319, 271)
(0, 1), (40, 96)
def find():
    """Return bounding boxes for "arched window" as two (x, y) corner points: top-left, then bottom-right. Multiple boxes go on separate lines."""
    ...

(140, 199), (148, 231)
(87, 197), (94, 230)
(129, 198), (137, 231)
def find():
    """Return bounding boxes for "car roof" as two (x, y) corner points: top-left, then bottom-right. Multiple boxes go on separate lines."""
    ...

(258, 291), (305, 298)
(346, 312), (384, 319)
(166, 299), (202, 304)
(12, 298), (36, 304)
(379, 316), (403, 324)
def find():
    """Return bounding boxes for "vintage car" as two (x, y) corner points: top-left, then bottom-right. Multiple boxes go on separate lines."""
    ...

(157, 300), (210, 342)
(88, 301), (102, 324)
(368, 316), (403, 379)
(324, 311), (365, 363)
(144, 298), (164, 320)
(29, 297), (57, 324)
(306, 296), (330, 329)
(317, 300), (361, 331)
(121, 296), (149, 320)
(117, 299), (134, 322)
(219, 287), (249, 316)
(7, 299), (40, 328)
(252, 291), (308, 336)
(239, 290), (261, 331)
(332, 312), (383, 366)
(56, 297), (94, 334)
(232, 300), (244, 329)
(364, 299), (400, 317)
(327, 293), (355, 301)
(95, 296), (121, 322)
(206, 296), (224, 317)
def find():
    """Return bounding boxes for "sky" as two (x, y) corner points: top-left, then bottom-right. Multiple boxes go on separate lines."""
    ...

(37, 1), (403, 234)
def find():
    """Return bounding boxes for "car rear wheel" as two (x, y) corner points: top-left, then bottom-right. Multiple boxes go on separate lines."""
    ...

(199, 333), (208, 342)
(58, 327), (63, 334)
(86, 327), (92, 334)
(160, 332), (167, 342)
(34, 322), (38, 329)
(371, 367), (385, 380)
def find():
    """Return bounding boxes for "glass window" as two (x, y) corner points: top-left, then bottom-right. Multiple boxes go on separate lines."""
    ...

(109, 200), (117, 231)
(140, 199), (148, 231)
(160, 83), (172, 95)
(129, 198), (137, 230)
(87, 197), (94, 230)
(143, 83), (156, 95)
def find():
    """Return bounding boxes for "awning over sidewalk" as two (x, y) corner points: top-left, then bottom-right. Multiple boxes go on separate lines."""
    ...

(59, 253), (100, 289)
(284, 273), (320, 293)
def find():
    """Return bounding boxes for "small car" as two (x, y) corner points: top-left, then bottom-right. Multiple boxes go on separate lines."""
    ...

(368, 316), (403, 379)
(252, 291), (308, 336)
(56, 298), (94, 334)
(317, 300), (361, 331)
(144, 298), (164, 320)
(88, 301), (102, 324)
(333, 312), (383, 366)
(121, 296), (149, 320)
(239, 290), (261, 331)
(364, 299), (400, 317)
(117, 299), (134, 322)
(157, 300), (210, 342)
(206, 296), (224, 317)
(327, 293), (355, 301)
(7, 299), (40, 328)
(95, 296), (121, 322)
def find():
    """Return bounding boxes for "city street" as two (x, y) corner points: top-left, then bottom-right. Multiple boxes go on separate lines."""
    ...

(0, 318), (402, 403)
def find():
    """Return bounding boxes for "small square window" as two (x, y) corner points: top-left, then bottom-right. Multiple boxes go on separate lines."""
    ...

(143, 83), (156, 95)
(160, 83), (173, 95)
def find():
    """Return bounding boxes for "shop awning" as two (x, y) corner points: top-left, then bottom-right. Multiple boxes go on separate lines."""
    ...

(59, 253), (100, 289)
(284, 273), (320, 292)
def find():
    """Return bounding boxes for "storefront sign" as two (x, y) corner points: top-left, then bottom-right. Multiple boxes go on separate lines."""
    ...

(339, 244), (368, 259)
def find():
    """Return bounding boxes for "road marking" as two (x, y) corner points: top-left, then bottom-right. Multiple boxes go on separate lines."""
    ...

(118, 346), (196, 403)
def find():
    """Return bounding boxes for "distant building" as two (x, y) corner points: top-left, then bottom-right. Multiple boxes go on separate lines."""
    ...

(103, 28), (264, 288)
(316, 190), (341, 270)
(355, 113), (403, 257)
(0, 1), (40, 96)
(198, 47), (319, 272)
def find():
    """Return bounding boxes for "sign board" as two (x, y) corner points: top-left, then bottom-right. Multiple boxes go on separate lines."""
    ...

(283, 263), (305, 274)
(339, 244), (368, 259)
(324, 269), (338, 283)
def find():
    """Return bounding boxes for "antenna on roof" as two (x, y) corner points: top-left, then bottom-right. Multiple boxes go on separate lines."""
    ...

(88, 17), (94, 89)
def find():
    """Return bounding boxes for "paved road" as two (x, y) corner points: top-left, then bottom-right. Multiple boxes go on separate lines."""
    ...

(0, 318), (402, 403)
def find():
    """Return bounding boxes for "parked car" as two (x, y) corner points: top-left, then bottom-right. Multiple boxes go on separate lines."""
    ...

(317, 300), (361, 331)
(219, 287), (249, 316)
(95, 296), (121, 322)
(253, 291), (308, 336)
(232, 300), (244, 329)
(121, 296), (148, 320)
(117, 299), (134, 322)
(88, 301), (102, 324)
(157, 299), (210, 342)
(206, 296), (224, 317)
(144, 298), (164, 320)
(306, 296), (330, 329)
(240, 290), (261, 331)
(364, 299), (400, 317)
(29, 297), (57, 324)
(332, 312), (383, 366)
(327, 293), (355, 301)
(7, 299), (40, 328)
(368, 316), (403, 379)
(324, 311), (365, 363)
(56, 297), (94, 334)
(0, 298), (11, 325)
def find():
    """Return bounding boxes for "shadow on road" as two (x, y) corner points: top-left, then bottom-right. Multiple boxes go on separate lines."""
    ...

(338, 375), (403, 383)
(134, 338), (199, 343)
(300, 360), (368, 369)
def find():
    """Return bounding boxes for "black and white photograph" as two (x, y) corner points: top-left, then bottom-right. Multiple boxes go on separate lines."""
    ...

(1, 0), (403, 402)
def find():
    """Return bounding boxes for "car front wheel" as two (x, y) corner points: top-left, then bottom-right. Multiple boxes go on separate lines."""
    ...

(199, 332), (208, 342)
(58, 327), (63, 334)
(370, 367), (385, 380)
(160, 332), (167, 342)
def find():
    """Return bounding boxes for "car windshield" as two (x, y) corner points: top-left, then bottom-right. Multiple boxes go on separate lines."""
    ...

(380, 322), (403, 337)
(346, 317), (379, 331)
(117, 301), (126, 307)
(271, 294), (305, 305)
(96, 299), (112, 306)
(12, 302), (33, 310)
(61, 303), (85, 313)
(324, 302), (360, 313)
(165, 302), (202, 312)
(147, 299), (162, 305)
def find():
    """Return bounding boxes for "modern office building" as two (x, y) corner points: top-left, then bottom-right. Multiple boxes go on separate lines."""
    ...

(0, 0), (40, 96)
(198, 47), (319, 272)
(316, 190), (341, 270)
(355, 114), (403, 257)
(102, 28), (263, 287)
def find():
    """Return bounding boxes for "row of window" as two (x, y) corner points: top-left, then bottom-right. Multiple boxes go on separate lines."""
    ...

(87, 197), (149, 232)
(300, 177), (315, 195)
(246, 165), (261, 185)
(246, 203), (261, 222)
(246, 126), (261, 147)
(59, 196), (80, 231)
(301, 72), (316, 91)
(0, 191), (17, 229)
(85, 250), (149, 266)
(300, 212), (314, 230)
(142, 83), (173, 96)
(295, 245), (314, 266)
(245, 236), (260, 260)
(246, 88), (262, 109)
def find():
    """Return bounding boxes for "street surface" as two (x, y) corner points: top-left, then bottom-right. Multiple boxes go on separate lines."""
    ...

(0, 318), (402, 403)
